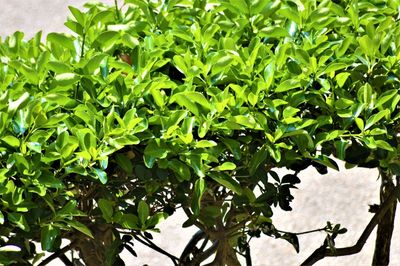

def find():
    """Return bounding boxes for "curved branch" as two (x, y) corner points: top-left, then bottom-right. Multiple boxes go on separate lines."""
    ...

(180, 230), (219, 265)
(133, 234), (179, 265)
(38, 244), (73, 266)
(301, 185), (400, 265)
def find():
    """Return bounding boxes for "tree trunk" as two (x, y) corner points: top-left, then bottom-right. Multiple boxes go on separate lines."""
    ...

(213, 238), (241, 266)
(372, 171), (397, 266)
(73, 224), (114, 266)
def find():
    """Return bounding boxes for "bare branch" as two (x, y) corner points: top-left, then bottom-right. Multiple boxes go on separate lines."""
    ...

(301, 185), (400, 266)
(38, 244), (73, 266)
(133, 233), (179, 265)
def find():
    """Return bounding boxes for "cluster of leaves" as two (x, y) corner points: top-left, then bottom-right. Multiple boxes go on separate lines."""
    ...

(0, 0), (400, 264)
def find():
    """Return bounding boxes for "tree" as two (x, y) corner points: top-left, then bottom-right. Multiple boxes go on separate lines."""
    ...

(0, 0), (399, 265)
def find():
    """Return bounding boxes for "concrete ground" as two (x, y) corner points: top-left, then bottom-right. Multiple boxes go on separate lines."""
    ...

(1, 1), (399, 265)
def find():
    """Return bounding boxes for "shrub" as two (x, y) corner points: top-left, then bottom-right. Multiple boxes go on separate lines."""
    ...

(0, 0), (399, 265)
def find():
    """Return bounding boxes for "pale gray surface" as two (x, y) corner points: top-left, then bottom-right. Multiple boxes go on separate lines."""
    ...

(1, 1), (399, 265)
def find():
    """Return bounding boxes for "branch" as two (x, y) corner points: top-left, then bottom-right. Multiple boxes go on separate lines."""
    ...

(277, 227), (327, 236)
(180, 230), (219, 265)
(133, 234), (179, 265)
(38, 244), (73, 266)
(301, 185), (400, 266)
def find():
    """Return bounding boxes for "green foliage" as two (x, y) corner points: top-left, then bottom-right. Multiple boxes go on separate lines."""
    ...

(0, 0), (399, 264)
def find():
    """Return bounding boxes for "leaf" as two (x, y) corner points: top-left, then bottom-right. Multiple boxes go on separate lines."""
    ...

(275, 79), (301, 92)
(41, 225), (60, 251)
(334, 140), (349, 160)
(282, 233), (300, 253)
(64, 20), (84, 35)
(318, 63), (347, 76)
(170, 92), (211, 116)
(53, 73), (80, 87)
(138, 200), (150, 226)
(48, 61), (72, 73)
(38, 171), (64, 189)
(119, 214), (139, 230)
(313, 155), (339, 171)
(228, 115), (261, 129)
(93, 31), (119, 50)
(84, 53), (108, 74)
(47, 33), (75, 51)
(375, 140), (394, 151)
(168, 159), (191, 181)
(68, 6), (85, 25)
(92, 168), (108, 184)
(249, 146), (268, 175)
(195, 140), (218, 148)
(66, 220), (93, 238)
(222, 138), (241, 160)
(8, 212), (30, 231)
(212, 162), (236, 171)
(98, 199), (114, 222)
(115, 154), (133, 175)
(209, 172), (242, 195)
(287, 60), (302, 75)
(0, 211), (3, 224)
(147, 212), (168, 228)
(192, 178), (205, 216)
(358, 35), (378, 57)
(1, 135), (20, 148)
(144, 139), (168, 159)
(187, 154), (204, 178)
(259, 27), (290, 38)
(389, 162), (400, 176)
(364, 109), (390, 130)
(264, 61), (275, 91)
(336, 72), (350, 88)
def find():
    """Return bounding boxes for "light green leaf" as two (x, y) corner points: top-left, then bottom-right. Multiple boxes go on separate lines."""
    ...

(228, 115), (261, 129)
(54, 73), (80, 87)
(275, 79), (301, 92)
(365, 109), (390, 130)
(375, 140), (394, 151)
(68, 6), (85, 25)
(212, 162), (236, 171)
(47, 33), (75, 51)
(264, 61), (275, 91)
(195, 140), (217, 148)
(171, 91), (210, 109)
(1, 135), (20, 148)
(93, 31), (119, 50)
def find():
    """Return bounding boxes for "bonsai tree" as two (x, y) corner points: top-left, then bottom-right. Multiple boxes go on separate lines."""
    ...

(0, 0), (399, 265)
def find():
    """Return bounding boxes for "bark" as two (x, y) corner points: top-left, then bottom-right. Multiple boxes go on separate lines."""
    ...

(372, 171), (397, 266)
(209, 220), (241, 266)
(73, 224), (114, 266)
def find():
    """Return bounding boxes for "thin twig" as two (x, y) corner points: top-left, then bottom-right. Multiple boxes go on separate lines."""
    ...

(301, 185), (400, 265)
(277, 227), (327, 236)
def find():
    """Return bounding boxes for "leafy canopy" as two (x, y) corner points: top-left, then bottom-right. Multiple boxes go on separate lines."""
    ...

(0, 0), (400, 264)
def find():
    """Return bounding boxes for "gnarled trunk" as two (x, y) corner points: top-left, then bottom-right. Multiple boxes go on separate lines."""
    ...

(372, 171), (397, 266)
(73, 224), (114, 266)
